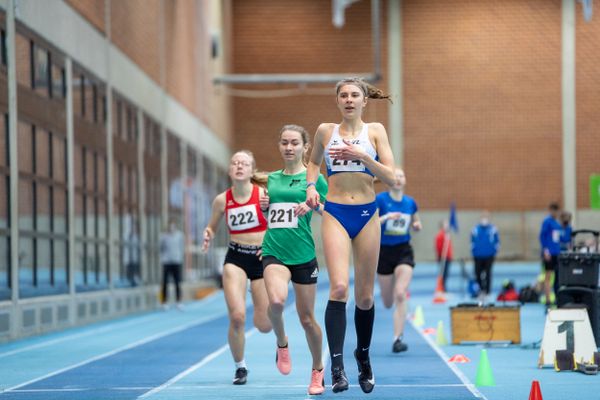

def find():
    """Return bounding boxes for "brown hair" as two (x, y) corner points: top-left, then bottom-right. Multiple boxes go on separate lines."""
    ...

(335, 77), (393, 103)
(279, 124), (310, 166)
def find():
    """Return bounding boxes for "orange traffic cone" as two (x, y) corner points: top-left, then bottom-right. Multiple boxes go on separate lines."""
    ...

(433, 275), (447, 304)
(528, 380), (542, 400)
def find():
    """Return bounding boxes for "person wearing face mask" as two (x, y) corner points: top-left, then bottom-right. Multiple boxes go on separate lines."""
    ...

(202, 150), (272, 386)
(470, 211), (500, 300)
(305, 77), (396, 394)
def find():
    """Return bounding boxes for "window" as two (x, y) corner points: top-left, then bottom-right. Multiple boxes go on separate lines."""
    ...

(32, 45), (50, 98)
(72, 65), (108, 291)
(15, 33), (32, 88)
(0, 113), (9, 300)
(12, 29), (68, 298)
(17, 122), (68, 297)
(113, 93), (139, 287)
(143, 115), (161, 284)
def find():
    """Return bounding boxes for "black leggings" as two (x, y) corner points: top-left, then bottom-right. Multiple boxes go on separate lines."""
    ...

(474, 257), (494, 294)
(162, 263), (182, 302)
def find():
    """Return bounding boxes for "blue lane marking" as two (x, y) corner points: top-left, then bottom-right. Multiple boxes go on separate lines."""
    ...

(0, 313), (232, 400)
(0, 279), (308, 400)
(333, 294), (478, 399)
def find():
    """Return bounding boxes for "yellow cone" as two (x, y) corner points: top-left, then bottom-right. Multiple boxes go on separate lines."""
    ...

(436, 320), (448, 346)
(413, 305), (425, 327)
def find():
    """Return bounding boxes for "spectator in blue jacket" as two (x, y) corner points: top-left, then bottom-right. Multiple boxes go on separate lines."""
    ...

(470, 211), (500, 299)
(538, 202), (562, 305)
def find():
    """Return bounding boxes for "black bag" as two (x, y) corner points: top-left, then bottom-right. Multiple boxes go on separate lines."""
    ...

(518, 285), (539, 303)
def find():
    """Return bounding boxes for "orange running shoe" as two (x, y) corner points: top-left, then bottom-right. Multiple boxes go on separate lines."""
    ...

(308, 368), (325, 395)
(276, 342), (291, 375)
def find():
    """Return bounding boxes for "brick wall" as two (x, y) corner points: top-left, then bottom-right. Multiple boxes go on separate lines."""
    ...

(230, 0), (599, 212)
(576, 2), (600, 209)
(65, 0), (105, 33)
(64, 0), (598, 212)
(230, 0), (387, 173)
(64, 0), (229, 142)
(403, 0), (562, 210)
(110, 0), (162, 83)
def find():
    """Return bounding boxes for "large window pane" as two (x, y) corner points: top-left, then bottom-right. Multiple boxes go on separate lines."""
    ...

(75, 193), (84, 237)
(0, 114), (6, 167)
(51, 61), (65, 99)
(18, 237), (34, 288)
(15, 34), (31, 88)
(75, 241), (85, 286)
(53, 240), (67, 287)
(98, 244), (108, 285)
(36, 183), (51, 232)
(33, 46), (49, 98)
(74, 145), (84, 188)
(54, 188), (67, 234)
(86, 196), (95, 237)
(18, 181), (33, 231)
(98, 199), (107, 239)
(0, 237), (8, 294)
(52, 135), (66, 183)
(36, 239), (51, 287)
(0, 176), (7, 230)
(18, 121), (33, 174)
(86, 149), (95, 191)
(87, 243), (97, 283)
(97, 155), (106, 193)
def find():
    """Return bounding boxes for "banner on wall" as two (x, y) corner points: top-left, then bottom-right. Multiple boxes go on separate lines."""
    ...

(591, 174), (600, 210)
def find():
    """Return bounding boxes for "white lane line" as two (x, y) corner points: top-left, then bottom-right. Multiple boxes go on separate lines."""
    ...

(137, 328), (259, 399)
(8, 383), (469, 393)
(138, 284), (329, 399)
(0, 314), (157, 359)
(2, 312), (227, 393)
(0, 294), (222, 360)
(410, 319), (488, 400)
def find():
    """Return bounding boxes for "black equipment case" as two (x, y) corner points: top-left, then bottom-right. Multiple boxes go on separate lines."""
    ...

(558, 229), (600, 288)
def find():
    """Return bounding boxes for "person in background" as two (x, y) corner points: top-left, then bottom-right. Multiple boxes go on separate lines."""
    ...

(260, 124), (328, 395)
(434, 220), (453, 291)
(470, 211), (500, 300)
(376, 167), (422, 354)
(160, 218), (185, 309)
(202, 150), (272, 386)
(538, 202), (562, 306)
(125, 222), (141, 287)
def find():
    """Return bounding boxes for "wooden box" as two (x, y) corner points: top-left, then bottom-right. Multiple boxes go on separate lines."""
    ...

(450, 305), (521, 344)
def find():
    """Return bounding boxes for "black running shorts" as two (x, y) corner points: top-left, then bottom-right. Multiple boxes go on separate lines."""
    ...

(224, 242), (264, 280)
(262, 256), (319, 285)
(377, 242), (415, 275)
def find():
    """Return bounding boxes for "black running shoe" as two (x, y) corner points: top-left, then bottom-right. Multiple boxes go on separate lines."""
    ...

(331, 367), (349, 393)
(233, 367), (248, 385)
(354, 350), (375, 393)
(392, 338), (408, 353)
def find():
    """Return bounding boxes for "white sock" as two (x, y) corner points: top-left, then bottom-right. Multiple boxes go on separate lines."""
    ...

(235, 360), (247, 369)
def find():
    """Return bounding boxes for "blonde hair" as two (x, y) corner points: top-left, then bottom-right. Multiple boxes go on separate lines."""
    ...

(335, 77), (393, 103)
(231, 150), (268, 186)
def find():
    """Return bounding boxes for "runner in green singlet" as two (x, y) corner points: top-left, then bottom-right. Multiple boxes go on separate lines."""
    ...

(259, 125), (328, 395)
